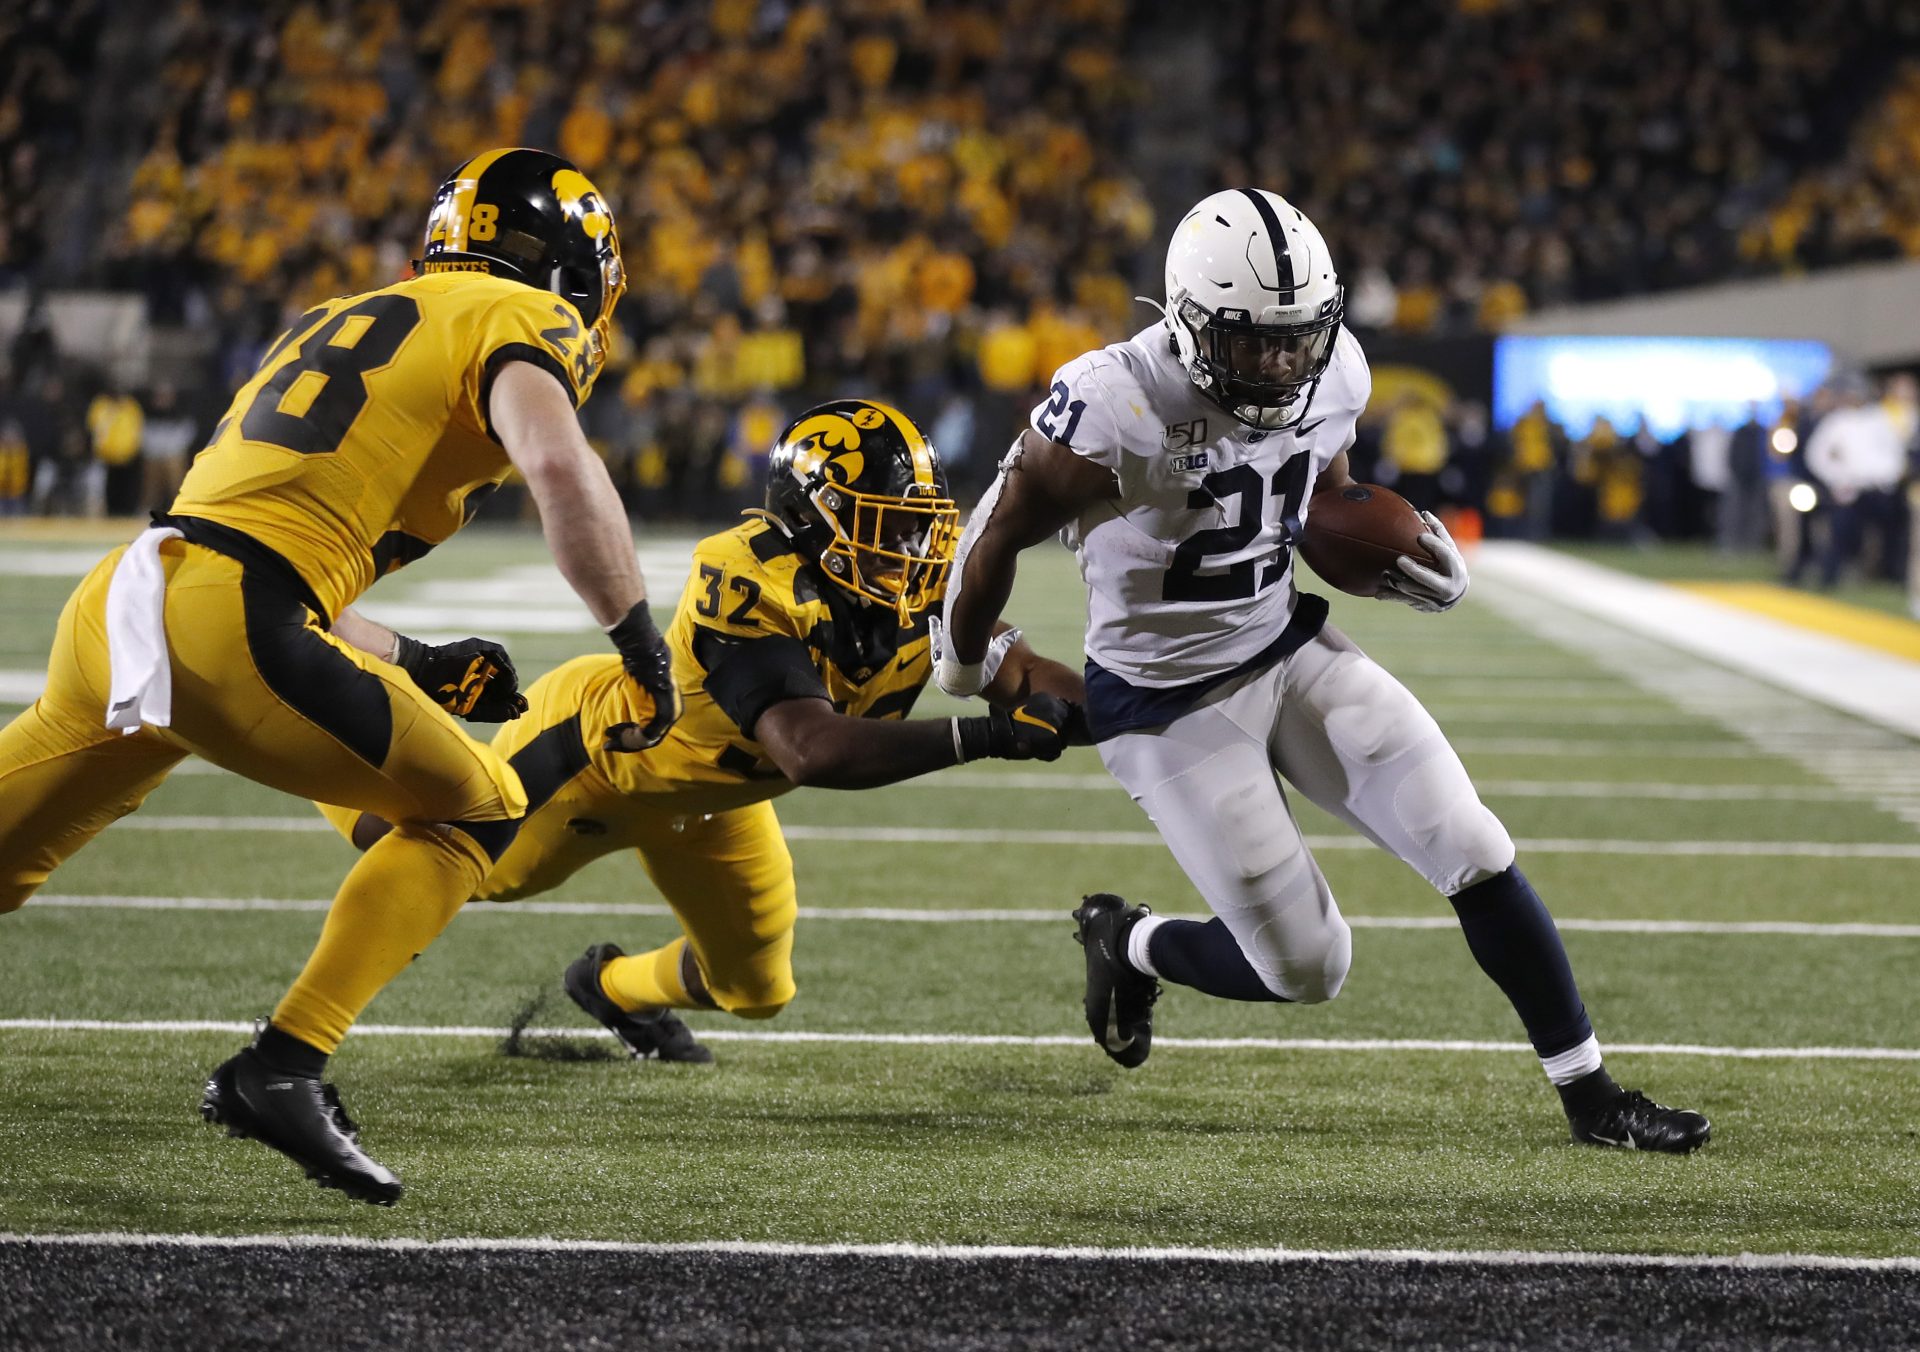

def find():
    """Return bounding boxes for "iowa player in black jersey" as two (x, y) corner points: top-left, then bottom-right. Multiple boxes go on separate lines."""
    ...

(0, 148), (681, 1203)
(322, 400), (1086, 1061)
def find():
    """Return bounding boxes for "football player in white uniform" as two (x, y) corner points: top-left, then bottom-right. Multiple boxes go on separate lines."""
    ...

(938, 189), (1709, 1152)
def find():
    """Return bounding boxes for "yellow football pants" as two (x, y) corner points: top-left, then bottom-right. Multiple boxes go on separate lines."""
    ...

(0, 539), (526, 1049)
(317, 671), (799, 1019)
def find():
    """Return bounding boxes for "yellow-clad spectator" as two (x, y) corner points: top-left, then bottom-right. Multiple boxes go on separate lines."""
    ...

(85, 390), (144, 518)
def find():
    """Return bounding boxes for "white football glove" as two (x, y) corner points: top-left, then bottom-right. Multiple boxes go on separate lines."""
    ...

(929, 615), (1022, 698)
(1377, 512), (1468, 613)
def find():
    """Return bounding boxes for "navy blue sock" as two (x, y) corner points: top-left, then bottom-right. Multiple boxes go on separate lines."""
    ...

(1145, 917), (1288, 1003)
(1448, 865), (1592, 1057)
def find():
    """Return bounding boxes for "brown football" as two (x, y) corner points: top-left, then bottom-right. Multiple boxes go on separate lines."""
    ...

(1296, 483), (1432, 597)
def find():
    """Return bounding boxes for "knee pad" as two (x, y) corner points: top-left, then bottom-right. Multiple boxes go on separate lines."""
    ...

(1392, 749), (1516, 893)
(1250, 913), (1351, 1004)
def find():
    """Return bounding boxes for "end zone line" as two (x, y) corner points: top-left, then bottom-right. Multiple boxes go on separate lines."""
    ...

(2, 1019), (1914, 1061)
(3, 1231), (1916, 1273)
(99, 818), (1920, 858)
(27, 894), (1920, 937)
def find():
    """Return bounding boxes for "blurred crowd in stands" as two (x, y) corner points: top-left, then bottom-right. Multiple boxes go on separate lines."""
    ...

(4, 0), (1920, 598)
(1212, 0), (1920, 334)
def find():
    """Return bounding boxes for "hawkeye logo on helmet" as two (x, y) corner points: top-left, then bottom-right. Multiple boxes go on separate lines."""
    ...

(551, 168), (612, 241)
(786, 411), (870, 484)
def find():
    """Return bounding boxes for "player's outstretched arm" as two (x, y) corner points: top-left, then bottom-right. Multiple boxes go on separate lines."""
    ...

(490, 360), (679, 747)
(940, 430), (1116, 692)
(755, 691), (1074, 791)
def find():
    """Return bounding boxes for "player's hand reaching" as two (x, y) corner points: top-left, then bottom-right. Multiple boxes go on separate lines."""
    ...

(391, 635), (528, 722)
(601, 600), (682, 752)
(1377, 511), (1468, 613)
(954, 692), (1077, 763)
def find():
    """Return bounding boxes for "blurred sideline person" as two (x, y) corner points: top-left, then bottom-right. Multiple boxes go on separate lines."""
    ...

(0, 148), (680, 1204)
(941, 188), (1710, 1153)
(1805, 375), (1906, 588)
(321, 400), (1084, 1061)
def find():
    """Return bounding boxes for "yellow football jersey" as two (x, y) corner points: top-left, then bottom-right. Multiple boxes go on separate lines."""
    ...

(533, 515), (936, 816)
(170, 271), (599, 619)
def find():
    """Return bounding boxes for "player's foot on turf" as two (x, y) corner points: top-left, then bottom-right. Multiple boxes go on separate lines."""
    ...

(200, 1044), (402, 1205)
(1072, 893), (1159, 1069)
(564, 943), (715, 1063)
(1569, 1087), (1711, 1154)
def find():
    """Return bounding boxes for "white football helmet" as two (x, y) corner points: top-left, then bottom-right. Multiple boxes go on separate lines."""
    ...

(1161, 188), (1344, 430)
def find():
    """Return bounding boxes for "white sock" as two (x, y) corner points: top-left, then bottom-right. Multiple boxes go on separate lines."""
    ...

(1126, 914), (1167, 977)
(1540, 1034), (1603, 1085)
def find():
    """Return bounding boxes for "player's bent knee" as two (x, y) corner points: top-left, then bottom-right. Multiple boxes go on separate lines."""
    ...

(707, 963), (797, 1020)
(1266, 923), (1352, 1004)
(724, 997), (791, 1021)
(0, 885), (32, 915)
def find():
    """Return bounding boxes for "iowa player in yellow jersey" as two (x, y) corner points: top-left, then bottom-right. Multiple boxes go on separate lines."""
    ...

(0, 148), (682, 1203)
(324, 400), (1086, 1062)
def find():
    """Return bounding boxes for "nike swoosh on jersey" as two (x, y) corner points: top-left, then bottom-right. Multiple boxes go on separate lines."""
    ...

(1296, 417), (1328, 436)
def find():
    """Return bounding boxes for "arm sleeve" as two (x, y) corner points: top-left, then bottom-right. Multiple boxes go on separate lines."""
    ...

(462, 289), (593, 441)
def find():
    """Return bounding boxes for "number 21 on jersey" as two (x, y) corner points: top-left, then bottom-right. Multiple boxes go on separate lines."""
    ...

(1163, 453), (1313, 602)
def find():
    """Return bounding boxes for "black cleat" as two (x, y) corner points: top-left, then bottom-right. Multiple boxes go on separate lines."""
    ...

(1570, 1088), (1712, 1154)
(201, 1045), (402, 1205)
(564, 943), (714, 1064)
(1072, 894), (1159, 1069)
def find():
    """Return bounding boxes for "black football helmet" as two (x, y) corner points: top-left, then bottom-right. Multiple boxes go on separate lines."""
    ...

(763, 399), (959, 622)
(417, 147), (626, 384)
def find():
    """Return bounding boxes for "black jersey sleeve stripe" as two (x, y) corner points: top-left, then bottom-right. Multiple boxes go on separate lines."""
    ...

(1237, 188), (1295, 304)
(479, 342), (582, 443)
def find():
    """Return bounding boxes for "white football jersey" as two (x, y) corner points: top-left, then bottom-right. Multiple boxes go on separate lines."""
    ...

(1034, 322), (1371, 687)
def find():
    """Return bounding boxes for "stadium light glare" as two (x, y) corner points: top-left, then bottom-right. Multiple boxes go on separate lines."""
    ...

(1771, 427), (1798, 455)
(1788, 483), (1818, 513)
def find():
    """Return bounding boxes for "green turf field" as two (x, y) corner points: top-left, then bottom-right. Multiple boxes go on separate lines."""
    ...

(2, 525), (1917, 1257)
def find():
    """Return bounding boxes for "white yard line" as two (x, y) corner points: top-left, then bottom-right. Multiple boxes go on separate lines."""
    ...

(1474, 568), (1920, 830)
(0, 669), (46, 702)
(3, 1019), (1917, 1063)
(908, 774), (1850, 803)
(2, 1230), (1914, 1272)
(28, 893), (1920, 937)
(102, 815), (1920, 858)
(1475, 544), (1920, 739)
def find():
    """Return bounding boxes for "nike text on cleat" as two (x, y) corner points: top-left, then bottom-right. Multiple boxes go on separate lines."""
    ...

(563, 943), (715, 1064)
(1071, 894), (1160, 1070)
(1569, 1088), (1711, 1155)
(200, 1045), (402, 1205)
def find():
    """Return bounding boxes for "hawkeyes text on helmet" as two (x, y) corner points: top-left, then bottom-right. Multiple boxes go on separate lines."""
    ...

(1162, 187), (1345, 432)
(419, 147), (627, 386)
(762, 399), (959, 622)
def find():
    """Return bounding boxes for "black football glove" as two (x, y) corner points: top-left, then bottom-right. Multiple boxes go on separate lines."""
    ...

(601, 600), (682, 753)
(391, 634), (527, 722)
(954, 692), (1075, 763)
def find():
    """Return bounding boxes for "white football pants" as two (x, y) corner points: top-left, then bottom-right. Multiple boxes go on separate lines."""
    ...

(1098, 623), (1516, 1003)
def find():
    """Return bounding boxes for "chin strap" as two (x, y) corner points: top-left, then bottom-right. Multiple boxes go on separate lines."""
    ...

(936, 434), (1026, 698)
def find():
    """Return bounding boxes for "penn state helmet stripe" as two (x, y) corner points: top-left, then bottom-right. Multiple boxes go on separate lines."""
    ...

(1237, 187), (1295, 305)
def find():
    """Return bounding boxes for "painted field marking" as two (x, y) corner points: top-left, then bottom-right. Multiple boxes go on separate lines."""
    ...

(0, 670), (46, 702)
(3, 1018), (1917, 1063)
(103, 815), (1920, 858)
(4, 1231), (1916, 1273)
(27, 894), (1920, 938)
(906, 774), (1856, 803)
